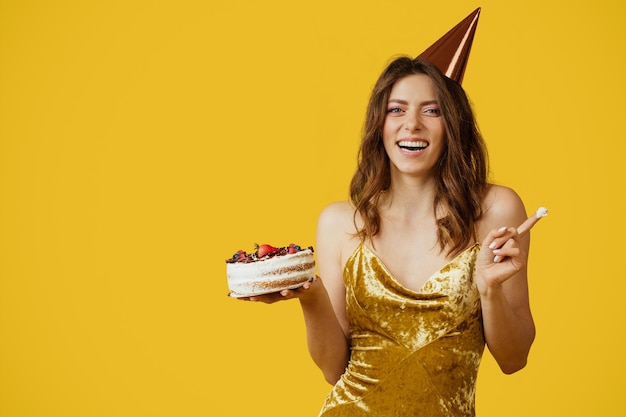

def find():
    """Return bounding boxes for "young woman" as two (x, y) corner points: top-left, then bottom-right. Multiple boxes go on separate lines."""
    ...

(248, 57), (535, 416)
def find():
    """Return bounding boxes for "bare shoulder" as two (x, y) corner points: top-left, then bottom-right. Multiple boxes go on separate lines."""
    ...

(317, 201), (358, 236)
(316, 201), (361, 272)
(479, 185), (528, 239)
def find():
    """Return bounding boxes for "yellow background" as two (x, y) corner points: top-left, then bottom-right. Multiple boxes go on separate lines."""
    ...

(1, 0), (625, 416)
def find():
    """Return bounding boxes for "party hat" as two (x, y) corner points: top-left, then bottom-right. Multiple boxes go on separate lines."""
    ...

(418, 7), (481, 83)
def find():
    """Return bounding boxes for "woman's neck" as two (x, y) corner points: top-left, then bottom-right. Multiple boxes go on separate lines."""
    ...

(380, 175), (437, 221)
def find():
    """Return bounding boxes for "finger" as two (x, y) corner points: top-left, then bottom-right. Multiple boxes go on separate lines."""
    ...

(487, 226), (515, 250)
(488, 228), (520, 262)
(492, 245), (520, 263)
(278, 289), (298, 299)
(517, 207), (548, 238)
(247, 294), (279, 303)
(248, 291), (289, 303)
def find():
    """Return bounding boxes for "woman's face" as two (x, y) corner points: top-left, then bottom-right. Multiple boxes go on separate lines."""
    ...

(382, 73), (446, 179)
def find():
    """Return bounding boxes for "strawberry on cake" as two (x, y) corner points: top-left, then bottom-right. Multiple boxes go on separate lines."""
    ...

(226, 243), (315, 298)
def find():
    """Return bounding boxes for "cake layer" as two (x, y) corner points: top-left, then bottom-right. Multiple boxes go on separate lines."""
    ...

(227, 248), (315, 297)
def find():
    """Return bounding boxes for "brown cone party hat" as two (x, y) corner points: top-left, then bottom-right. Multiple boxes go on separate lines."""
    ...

(418, 7), (481, 84)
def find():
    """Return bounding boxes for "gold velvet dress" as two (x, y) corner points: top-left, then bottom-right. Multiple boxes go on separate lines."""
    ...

(318, 243), (484, 417)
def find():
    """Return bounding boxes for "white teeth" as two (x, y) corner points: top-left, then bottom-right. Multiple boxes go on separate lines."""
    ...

(398, 140), (428, 149)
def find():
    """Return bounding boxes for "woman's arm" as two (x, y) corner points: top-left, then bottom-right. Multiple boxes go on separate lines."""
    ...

(477, 186), (536, 374)
(299, 202), (352, 383)
(247, 202), (352, 384)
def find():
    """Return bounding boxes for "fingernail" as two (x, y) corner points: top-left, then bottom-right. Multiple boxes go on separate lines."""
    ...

(280, 290), (288, 296)
(498, 226), (507, 232)
(489, 241), (497, 249)
(493, 255), (500, 263)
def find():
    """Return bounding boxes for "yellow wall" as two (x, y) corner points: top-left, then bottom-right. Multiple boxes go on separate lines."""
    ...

(1, 1), (624, 416)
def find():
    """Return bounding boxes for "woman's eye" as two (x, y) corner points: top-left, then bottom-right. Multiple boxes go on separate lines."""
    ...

(424, 108), (441, 115)
(387, 107), (403, 114)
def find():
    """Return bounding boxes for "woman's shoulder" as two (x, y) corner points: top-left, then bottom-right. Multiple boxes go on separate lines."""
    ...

(320, 200), (354, 215)
(317, 201), (357, 233)
(316, 201), (361, 269)
(479, 184), (527, 237)
(483, 184), (524, 210)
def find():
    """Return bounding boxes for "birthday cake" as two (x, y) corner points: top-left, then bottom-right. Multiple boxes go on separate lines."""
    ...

(226, 243), (315, 298)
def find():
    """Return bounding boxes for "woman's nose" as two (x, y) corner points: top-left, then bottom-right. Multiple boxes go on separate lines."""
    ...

(404, 113), (421, 131)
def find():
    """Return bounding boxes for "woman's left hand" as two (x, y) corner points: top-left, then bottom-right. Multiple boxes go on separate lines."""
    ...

(475, 226), (527, 294)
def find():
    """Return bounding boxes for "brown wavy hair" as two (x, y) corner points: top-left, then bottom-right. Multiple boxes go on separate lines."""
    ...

(349, 56), (488, 256)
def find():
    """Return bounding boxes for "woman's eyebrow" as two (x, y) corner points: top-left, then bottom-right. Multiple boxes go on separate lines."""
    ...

(387, 98), (439, 106)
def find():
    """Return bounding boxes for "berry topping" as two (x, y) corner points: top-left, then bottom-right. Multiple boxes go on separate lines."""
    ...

(232, 250), (246, 260)
(287, 243), (302, 254)
(226, 243), (313, 263)
(255, 243), (279, 258)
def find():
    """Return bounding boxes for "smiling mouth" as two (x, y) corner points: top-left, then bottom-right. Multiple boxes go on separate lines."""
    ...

(398, 140), (428, 152)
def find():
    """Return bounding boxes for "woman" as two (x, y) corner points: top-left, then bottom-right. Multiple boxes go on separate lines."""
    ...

(249, 57), (535, 416)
